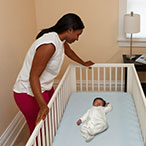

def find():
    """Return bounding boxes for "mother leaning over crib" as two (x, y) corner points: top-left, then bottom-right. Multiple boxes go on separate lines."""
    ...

(13, 13), (94, 135)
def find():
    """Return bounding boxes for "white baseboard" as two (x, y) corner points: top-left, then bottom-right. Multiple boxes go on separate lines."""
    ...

(0, 111), (26, 146)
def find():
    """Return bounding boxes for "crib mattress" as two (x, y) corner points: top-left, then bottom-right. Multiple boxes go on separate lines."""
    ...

(52, 92), (144, 146)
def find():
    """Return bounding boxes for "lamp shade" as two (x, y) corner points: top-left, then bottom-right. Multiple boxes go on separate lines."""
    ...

(124, 12), (140, 33)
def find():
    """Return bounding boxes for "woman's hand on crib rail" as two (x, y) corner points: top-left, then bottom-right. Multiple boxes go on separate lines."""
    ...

(35, 105), (49, 126)
(83, 61), (94, 67)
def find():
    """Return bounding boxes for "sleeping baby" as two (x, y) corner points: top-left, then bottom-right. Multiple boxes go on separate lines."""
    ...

(76, 97), (112, 142)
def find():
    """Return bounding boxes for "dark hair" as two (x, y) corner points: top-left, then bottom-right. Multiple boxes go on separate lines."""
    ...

(93, 97), (106, 106)
(36, 13), (85, 39)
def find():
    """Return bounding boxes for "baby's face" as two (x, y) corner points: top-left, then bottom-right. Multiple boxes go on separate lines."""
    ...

(93, 99), (104, 107)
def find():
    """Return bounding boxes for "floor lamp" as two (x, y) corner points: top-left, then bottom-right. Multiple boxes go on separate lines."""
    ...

(124, 11), (140, 60)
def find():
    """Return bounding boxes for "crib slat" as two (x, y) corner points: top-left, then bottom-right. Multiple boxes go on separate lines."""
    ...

(34, 141), (37, 146)
(109, 67), (112, 91)
(103, 67), (106, 91)
(51, 105), (54, 140)
(53, 103), (56, 137)
(58, 90), (62, 122)
(56, 96), (59, 129)
(67, 75), (70, 98)
(38, 132), (41, 146)
(63, 83), (66, 110)
(64, 80), (66, 104)
(86, 68), (88, 91)
(55, 99), (58, 134)
(49, 108), (53, 145)
(42, 123), (46, 146)
(98, 67), (100, 91)
(92, 67), (94, 91)
(53, 102), (56, 137)
(66, 75), (70, 103)
(120, 67), (123, 91)
(115, 67), (117, 91)
(62, 84), (64, 110)
(80, 67), (82, 91)
(66, 77), (68, 99)
(63, 83), (66, 111)
(48, 114), (51, 146)
(61, 87), (64, 117)
(61, 84), (64, 112)
(56, 97), (59, 130)
(45, 116), (49, 146)
(65, 79), (68, 105)
(60, 88), (62, 118)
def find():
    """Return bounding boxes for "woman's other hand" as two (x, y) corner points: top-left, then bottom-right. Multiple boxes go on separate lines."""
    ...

(83, 61), (95, 67)
(35, 105), (49, 126)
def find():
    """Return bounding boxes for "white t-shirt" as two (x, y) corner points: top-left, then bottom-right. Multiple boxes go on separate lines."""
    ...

(13, 32), (65, 96)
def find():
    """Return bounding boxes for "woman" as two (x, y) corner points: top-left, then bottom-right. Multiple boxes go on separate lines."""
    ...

(13, 13), (94, 135)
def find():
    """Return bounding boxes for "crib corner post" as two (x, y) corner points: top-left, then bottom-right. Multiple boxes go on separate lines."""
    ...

(126, 65), (133, 93)
(70, 66), (76, 92)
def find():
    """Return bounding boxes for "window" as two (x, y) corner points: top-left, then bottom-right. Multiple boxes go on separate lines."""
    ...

(118, 0), (146, 47)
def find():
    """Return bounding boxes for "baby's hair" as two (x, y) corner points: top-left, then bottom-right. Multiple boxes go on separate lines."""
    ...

(93, 97), (106, 106)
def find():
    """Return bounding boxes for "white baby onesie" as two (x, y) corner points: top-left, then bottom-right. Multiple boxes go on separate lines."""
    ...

(80, 104), (112, 142)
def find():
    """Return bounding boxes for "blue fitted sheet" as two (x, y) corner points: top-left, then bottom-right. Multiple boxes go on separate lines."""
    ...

(52, 92), (144, 146)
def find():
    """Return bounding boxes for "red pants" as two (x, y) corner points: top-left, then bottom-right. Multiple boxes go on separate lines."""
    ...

(13, 87), (54, 135)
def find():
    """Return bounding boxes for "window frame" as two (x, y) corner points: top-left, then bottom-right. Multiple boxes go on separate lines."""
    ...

(118, 0), (146, 47)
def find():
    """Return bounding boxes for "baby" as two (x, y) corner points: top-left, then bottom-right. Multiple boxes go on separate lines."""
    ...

(76, 97), (112, 142)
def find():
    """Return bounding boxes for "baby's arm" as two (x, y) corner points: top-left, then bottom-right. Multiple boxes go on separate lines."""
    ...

(76, 109), (89, 125)
(104, 103), (112, 113)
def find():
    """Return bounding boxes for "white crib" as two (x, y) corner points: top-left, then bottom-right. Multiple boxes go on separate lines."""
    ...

(26, 64), (146, 146)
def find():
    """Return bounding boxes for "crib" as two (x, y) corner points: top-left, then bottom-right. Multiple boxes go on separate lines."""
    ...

(26, 64), (146, 146)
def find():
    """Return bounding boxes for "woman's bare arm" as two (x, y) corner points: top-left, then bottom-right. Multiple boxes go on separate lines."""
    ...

(64, 42), (94, 66)
(29, 43), (55, 125)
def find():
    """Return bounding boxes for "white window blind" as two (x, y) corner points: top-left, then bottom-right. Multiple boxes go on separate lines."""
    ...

(118, 0), (146, 47)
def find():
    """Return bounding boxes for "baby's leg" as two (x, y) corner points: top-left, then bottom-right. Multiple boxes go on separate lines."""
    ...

(80, 125), (94, 142)
(80, 125), (89, 139)
(88, 123), (107, 136)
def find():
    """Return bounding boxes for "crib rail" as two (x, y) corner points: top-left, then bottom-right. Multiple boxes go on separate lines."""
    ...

(73, 64), (127, 92)
(26, 66), (73, 146)
(127, 65), (146, 143)
(26, 64), (146, 146)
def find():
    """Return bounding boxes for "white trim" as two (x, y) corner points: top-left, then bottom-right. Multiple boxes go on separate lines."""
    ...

(118, 39), (146, 47)
(0, 112), (26, 146)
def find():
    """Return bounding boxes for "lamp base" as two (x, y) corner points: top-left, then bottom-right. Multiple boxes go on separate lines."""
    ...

(125, 55), (136, 60)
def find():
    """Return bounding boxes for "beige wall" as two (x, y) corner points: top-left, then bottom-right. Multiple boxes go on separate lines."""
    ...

(0, 0), (37, 136)
(35, 0), (146, 80)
